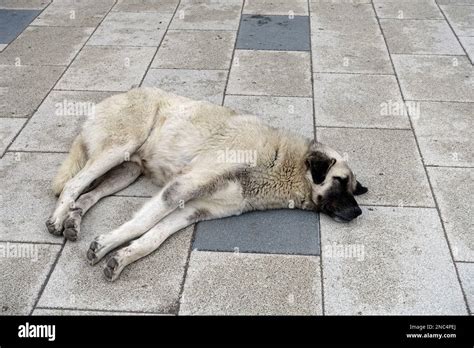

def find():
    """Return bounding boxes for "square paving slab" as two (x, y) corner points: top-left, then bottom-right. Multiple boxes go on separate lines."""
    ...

(428, 167), (474, 262)
(410, 101), (473, 167)
(151, 30), (236, 69)
(179, 251), (322, 315)
(373, 0), (443, 19)
(170, 0), (242, 30)
(0, 65), (64, 117)
(10, 91), (115, 153)
(227, 50), (312, 97)
(0, 26), (93, 66)
(55, 46), (156, 91)
(313, 73), (410, 129)
(194, 209), (320, 256)
(243, 0), (308, 16)
(0, 9), (40, 44)
(37, 196), (193, 314)
(223, 95), (314, 138)
(0, 242), (61, 315)
(32, 0), (115, 27)
(320, 206), (467, 315)
(142, 69), (228, 105)
(380, 19), (464, 55)
(0, 118), (25, 156)
(0, 152), (65, 243)
(88, 12), (172, 47)
(236, 14), (310, 51)
(317, 128), (434, 207)
(392, 54), (474, 102)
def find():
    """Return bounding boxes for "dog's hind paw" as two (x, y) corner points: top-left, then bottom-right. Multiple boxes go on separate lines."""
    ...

(63, 210), (82, 241)
(86, 240), (104, 266)
(103, 254), (124, 282)
(45, 217), (63, 236)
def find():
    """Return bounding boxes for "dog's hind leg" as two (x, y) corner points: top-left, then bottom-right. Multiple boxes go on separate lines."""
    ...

(62, 161), (142, 241)
(46, 145), (135, 236)
(102, 197), (244, 281)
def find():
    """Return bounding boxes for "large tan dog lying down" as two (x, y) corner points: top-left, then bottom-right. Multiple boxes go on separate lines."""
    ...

(46, 87), (368, 281)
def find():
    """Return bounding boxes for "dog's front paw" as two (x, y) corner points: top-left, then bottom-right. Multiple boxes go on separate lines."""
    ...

(86, 240), (105, 265)
(45, 217), (63, 236)
(103, 254), (125, 282)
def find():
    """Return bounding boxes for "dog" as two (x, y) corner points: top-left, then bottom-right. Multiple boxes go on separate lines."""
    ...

(46, 87), (368, 281)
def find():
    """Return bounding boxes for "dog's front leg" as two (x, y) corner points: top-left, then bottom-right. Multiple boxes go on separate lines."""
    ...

(87, 166), (239, 265)
(102, 194), (245, 281)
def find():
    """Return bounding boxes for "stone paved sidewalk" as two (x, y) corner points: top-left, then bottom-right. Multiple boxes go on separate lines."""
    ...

(0, 0), (472, 315)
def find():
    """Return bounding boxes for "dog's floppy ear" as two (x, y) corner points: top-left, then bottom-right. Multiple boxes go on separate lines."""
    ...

(306, 151), (336, 185)
(354, 180), (368, 195)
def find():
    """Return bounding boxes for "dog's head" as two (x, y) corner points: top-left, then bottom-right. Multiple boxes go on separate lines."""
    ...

(305, 140), (368, 222)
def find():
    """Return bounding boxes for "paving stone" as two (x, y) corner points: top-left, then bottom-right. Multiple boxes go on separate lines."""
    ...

(10, 91), (115, 152)
(0, 0), (50, 9)
(88, 12), (172, 47)
(0, 65), (64, 117)
(441, 5), (474, 36)
(112, 0), (179, 13)
(224, 95), (314, 138)
(170, 0), (242, 30)
(243, 0), (308, 16)
(380, 19), (464, 55)
(32, 0), (115, 27)
(310, 3), (392, 73)
(0, 44), (6, 51)
(317, 128), (434, 207)
(194, 209), (319, 255)
(310, 2), (377, 33)
(56, 46), (156, 91)
(457, 263), (474, 313)
(32, 308), (162, 315)
(0, 26), (93, 66)
(0, 242), (61, 315)
(392, 54), (474, 102)
(410, 102), (473, 167)
(460, 36), (474, 62)
(313, 73), (410, 129)
(227, 50), (312, 97)
(37, 196), (193, 313)
(142, 68), (228, 104)
(312, 31), (393, 74)
(179, 251), (322, 315)
(0, 152), (65, 243)
(236, 14), (310, 51)
(373, 0), (443, 19)
(428, 167), (474, 262)
(0, 118), (25, 156)
(320, 206), (467, 315)
(0, 9), (40, 44)
(151, 30), (235, 69)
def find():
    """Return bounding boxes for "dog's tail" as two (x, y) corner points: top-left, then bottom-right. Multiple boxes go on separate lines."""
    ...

(52, 134), (87, 196)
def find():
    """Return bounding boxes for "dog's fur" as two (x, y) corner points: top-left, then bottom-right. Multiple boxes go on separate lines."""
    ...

(46, 87), (367, 281)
